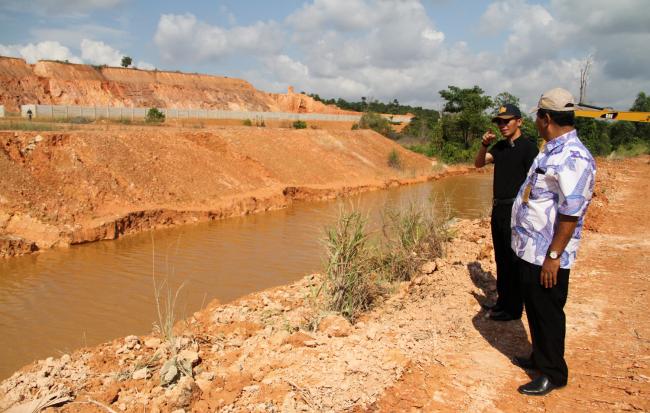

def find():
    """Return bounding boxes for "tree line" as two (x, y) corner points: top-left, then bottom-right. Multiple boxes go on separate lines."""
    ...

(309, 87), (650, 163)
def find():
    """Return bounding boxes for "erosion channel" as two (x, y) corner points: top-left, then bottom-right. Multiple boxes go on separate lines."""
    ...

(0, 174), (491, 379)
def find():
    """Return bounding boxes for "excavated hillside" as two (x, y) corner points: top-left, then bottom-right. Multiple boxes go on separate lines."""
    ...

(0, 57), (354, 114)
(0, 126), (464, 258)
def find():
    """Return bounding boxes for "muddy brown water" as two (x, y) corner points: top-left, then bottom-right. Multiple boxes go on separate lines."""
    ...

(0, 174), (492, 379)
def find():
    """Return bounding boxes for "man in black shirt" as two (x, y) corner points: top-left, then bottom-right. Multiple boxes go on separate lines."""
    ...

(474, 104), (538, 321)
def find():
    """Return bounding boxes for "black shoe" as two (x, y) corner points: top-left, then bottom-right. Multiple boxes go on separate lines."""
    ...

(511, 356), (536, 370)
(482, 302), (502, 311)
(517, 375), (563, 396)
(488, 310), (518, 321)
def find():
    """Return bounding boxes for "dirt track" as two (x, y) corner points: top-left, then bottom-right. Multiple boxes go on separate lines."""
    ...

(0, 125), (468, 258)
(0, 156), (647, 412)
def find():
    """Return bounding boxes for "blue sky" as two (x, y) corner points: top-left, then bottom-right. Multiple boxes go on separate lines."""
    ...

(1, 0), (649, 111)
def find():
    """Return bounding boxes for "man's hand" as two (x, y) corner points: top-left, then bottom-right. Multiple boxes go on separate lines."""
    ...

(540, 257), (561, 288)
(482, 130), (497, 147)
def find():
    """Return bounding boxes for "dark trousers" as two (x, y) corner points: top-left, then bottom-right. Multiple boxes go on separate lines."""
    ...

(490, 204), (522, 318)
(517, 256), (570, 386)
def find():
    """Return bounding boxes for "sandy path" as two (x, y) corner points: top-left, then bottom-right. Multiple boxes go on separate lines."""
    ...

(371, 156), (650, 412)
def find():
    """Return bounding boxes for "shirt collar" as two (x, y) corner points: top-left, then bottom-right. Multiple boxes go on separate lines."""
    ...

(543, 129), (577, 154)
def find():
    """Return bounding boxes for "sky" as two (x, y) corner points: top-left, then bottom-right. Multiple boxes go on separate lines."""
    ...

(1, 0), (649, 111)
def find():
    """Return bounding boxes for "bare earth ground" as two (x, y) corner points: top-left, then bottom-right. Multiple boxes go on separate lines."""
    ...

(0, 125), (470, 258)
(0, 156), (648, 412)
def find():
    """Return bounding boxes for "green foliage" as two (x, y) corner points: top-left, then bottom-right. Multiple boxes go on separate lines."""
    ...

(492, 91), (521, 113)
(292, 120), (307, 129)
(387, 149), (402, 169)
(610, 140), (650, 158)
(321, 201), (449, 321)
(145, 108), (166, 123)
(0, 121), (59, 131)
(121, 56), (132, 68)
(372, 203), (447, 282)
(438, 86), (493, 148)
(323, 211), (376, 322)
(242, 118), (253, 126)
(358, 112), (395, 138)
(576, 117), (612, 156)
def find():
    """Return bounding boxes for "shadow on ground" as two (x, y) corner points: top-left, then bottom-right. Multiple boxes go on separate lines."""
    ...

(467, 261), (531, 362)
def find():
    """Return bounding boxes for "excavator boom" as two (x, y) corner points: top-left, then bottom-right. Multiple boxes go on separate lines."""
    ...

(576, 109), (650, 123)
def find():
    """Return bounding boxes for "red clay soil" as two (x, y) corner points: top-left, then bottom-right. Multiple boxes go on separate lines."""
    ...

(0, 57), (357, 115)
(0, 124), (467, 258)
(0, 156), (647, 413)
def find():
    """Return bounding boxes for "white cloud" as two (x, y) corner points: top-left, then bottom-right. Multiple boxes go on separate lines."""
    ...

(31, 25), (128, 48)
(153, 13), (284, 64)
(1, 0), (123, 16)
(80, 39), (122, 66)
(135, 61), (156, 70)
(0, 41), (82, 63)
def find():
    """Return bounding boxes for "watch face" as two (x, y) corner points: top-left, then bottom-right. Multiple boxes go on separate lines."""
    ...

(549, 251), (559, 259)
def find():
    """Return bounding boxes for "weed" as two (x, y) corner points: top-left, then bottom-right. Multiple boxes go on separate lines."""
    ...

(322, 210), (377, 322)
(145, 108), (166, 123)
(373, 201), (448, 282)
(293, 120), (307, 129)
(0, 120), (59, 131)
(242, 118), (253, 126)
(388, 149), (402, 169)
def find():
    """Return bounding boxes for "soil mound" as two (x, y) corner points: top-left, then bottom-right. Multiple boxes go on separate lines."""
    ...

(0, 126), (456, 257)
(0, 57), (357, 115)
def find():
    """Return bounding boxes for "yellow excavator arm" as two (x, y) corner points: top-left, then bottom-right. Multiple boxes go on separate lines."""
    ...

(576, 103), (650, 123)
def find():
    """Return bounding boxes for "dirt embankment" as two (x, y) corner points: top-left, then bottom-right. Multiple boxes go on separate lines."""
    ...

(0, 57), (357, 115)
(0, 156), (647, 412)
(0, 126), (470, 258)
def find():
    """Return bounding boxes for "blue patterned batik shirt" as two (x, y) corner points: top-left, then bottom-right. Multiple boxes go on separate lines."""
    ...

(511, 129), (596, 269)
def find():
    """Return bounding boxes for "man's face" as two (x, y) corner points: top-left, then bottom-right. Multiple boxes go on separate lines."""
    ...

(535, 112), (549, 141)
(494, 117), (522, 139)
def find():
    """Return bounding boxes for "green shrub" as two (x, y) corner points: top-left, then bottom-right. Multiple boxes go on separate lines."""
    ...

(146, 108), (166, 123)
(358, 112), (394, 138)
(242, 118), (253, 126)
(373, 202), (448, 282)
(387, 149), (402, 169)
(322, 210), (377, 322)
(293, 120), (307, 129)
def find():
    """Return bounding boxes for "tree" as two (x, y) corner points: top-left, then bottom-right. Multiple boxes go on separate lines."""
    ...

(439, 85), (493, 148)
(492, 92), (521, 113)
(121, 56), (132, 68)
(630, 91), (650, 143)
(145, 108), (165, 123)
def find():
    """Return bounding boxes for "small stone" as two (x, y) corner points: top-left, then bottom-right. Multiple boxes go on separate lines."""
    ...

(420, 261), (437, 274)
(243, 384), (260, 393)
(303, 340), (317, 347)
(118, 403), (127, 411)
(178, 350), (200, 367)
(34, 135), (44, 143)
(318, 315), (352, 337)
(132, 368), (149, 380)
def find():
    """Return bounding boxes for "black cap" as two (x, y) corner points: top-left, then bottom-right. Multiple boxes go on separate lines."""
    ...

(492, 103), (522, 122)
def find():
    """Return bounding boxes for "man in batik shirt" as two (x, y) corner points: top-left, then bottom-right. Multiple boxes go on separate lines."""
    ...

(510, 88), (596, 396)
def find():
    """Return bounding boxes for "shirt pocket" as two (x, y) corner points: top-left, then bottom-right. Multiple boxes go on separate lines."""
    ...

(530, 171), (555, 200)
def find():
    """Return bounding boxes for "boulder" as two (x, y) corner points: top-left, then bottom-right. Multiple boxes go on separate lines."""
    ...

(318, 315), (352, 337)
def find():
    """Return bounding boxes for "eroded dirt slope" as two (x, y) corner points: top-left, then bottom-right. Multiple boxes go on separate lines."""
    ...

(0, 157), (647, 413)
(0, 126), (459, 257)
(0, 57), (356, 115)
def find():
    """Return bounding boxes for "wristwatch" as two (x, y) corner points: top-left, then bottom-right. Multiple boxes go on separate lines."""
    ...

(547, 250), (561, 260)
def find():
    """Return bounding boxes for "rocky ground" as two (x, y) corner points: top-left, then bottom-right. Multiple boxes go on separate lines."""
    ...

(1, 156), (648, 412)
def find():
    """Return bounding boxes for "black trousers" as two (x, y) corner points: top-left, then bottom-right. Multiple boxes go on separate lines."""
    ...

(490, 204), (522, 318)
(517, 256), (570, 386)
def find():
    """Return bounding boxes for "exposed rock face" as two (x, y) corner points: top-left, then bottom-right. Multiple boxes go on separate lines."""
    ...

(0, 57), (356, 115)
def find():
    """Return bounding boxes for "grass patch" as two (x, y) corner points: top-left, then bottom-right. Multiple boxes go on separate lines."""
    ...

(322, 210), (378, 322)
(388, 148), (402, 169)
(0, 120), (60, 131)
(320, 199), (450, 322)
(608, 141), (650, 159)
